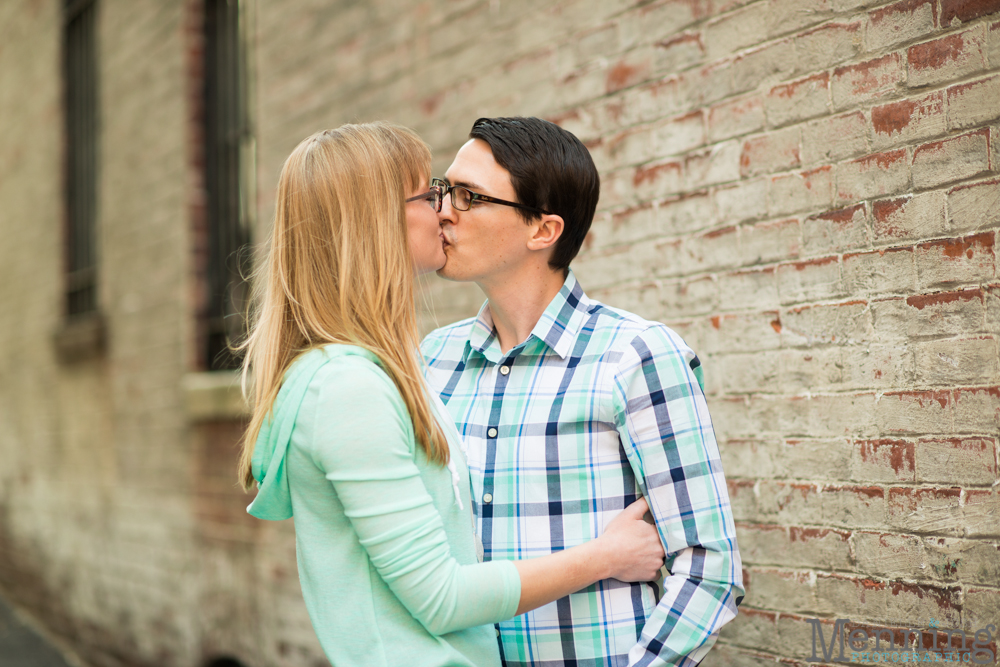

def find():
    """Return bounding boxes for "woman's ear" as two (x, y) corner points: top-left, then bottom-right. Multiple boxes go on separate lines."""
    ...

(526, 214), (565, 252)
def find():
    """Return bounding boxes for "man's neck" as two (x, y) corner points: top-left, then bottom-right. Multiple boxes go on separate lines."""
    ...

(478, 265), (566, 355)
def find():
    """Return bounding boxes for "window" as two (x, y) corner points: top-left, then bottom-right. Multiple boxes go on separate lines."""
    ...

(202, 0), (252, 370)
(64, 0), (98, 317)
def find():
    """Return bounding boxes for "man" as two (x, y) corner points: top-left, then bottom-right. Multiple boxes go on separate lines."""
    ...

(421, 117), (743, 667)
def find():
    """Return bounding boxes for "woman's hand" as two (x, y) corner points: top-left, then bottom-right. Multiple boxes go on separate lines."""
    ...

(597, 498), (665, 582)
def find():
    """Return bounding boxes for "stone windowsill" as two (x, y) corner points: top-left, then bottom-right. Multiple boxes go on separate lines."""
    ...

(182, 370), (250, 421)
(53, 312), (106, 364)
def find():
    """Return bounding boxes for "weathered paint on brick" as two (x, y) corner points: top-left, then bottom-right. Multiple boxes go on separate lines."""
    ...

(4, 1), (1000, 666)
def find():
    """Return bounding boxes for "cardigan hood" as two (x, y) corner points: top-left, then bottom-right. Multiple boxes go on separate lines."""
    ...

(246, 345), (380, 521)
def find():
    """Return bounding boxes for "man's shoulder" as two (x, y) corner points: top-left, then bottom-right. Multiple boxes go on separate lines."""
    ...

(585, 300), (694, 360)
(420, 316), (477, 363)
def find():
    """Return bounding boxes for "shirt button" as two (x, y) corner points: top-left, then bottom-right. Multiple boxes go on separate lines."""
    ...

(499, 365), (510, 376)
(483, 493), (493, 504)
(488, 427), (498, 438)
(496, 628), (501, 637)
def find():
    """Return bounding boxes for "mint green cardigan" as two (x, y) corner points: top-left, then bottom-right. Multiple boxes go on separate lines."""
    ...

(247, 345), (521, 667)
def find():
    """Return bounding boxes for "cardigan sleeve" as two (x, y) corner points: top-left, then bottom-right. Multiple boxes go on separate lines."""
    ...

(305, 358), (521, 636)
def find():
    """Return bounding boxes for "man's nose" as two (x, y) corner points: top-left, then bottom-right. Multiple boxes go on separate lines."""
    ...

(437, 193), (456, 223)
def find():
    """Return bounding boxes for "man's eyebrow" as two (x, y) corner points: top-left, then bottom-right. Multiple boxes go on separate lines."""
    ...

(442, 176), (486, 191)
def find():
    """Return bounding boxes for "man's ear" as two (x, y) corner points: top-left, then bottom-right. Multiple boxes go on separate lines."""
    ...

(526, 214), (564, 252)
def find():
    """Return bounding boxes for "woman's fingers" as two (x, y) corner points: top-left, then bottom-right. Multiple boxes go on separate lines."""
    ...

(599, 496), (666, 582)
(620, 496), (649, 519)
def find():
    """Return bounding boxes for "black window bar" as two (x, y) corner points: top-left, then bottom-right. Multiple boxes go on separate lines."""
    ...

(64, 0), (98, 317)
(203, 0), (251, 370)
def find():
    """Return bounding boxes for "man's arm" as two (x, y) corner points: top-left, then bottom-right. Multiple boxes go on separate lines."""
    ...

(612, 325), (745, 667)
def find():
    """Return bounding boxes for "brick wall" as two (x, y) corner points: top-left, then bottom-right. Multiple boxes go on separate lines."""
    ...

(0, 0), (996, 666)
(256, 0), (999, 664)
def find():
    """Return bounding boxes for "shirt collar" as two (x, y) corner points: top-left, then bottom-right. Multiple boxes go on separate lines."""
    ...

(468, 268), (590, 362)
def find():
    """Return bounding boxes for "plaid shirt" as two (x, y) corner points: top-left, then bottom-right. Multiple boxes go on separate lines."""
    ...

(421, 270), (744, 667)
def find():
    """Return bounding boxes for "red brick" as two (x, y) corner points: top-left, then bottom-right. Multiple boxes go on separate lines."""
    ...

(953, 386), (1000, 434)
(843, 247), (917, 295)
(604, 48), (653, 93)
(912, 128), (993, 190)
(765, 0), (837, 36)
(701, 311), (785, 352)
(609, 112), (707, 169)
(777, 256), (845, 304)
(602, 77), (686, 129)
(947, 178), (1000, 234)
(872, 289), (987, 339)
(842, 342), (917, 389)
(765, 73), (830, 128)
(740, 522), (853, 569)
(852, 531), (926, 580)
(653, 31), (706, 72)
(914, 231), (997, 287)
(871, 91), (946, 151)
(871, 191), (947, 244)
(680, 59), (736, 107)
(803, 204), (869, 255)
(651, 191), (714, 236)
(715, 350), (781, 394)
(631, 159), (685, 200)
(963, 489), (1000, 537)
(740, 127), (801, 177)
(716, 266), (780, 311)
(714, 177), (769, 223)
(940, 0), (1000, 25)
(655, 110), (707, 156)
(816, 576), (964, 626)
(832, 53), (906, 111)
(708, 95), (765, 143)
(600, 203), (660, 246)
(795, 21), (864, 72)
(821, 483), (889, 528)
(915, 437), (998, 485)
(653, 275), (721, 319)
(742, 217), (801, 265)
(876, 390), (955, 435)
(867, 0), (938, 49)
(769, 166), (835, 217)
(685, 139), (742, 188)
(731, 39), (798, 95)
(989, 19), (1000, 64)
(800, 111), (868, 167)
(907, 26), (988, 88)
(772, 172), (832, 220)
(680, 224), (744, 273)
(704, 2), (769, 61)
(836, 149), (910, 205)
(780, 300), (872, 347)
(632, 0), (712, 39)
(914, 336), (1000, 385)
(888, 486), (965, 535)
(779, 348), (845, 392)
(946, 74), (1000, 131)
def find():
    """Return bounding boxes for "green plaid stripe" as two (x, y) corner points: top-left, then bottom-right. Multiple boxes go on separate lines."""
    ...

(421, 270), (744, 667)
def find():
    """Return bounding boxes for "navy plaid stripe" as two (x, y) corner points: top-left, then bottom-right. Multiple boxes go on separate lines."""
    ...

(422, 269), (744, 666)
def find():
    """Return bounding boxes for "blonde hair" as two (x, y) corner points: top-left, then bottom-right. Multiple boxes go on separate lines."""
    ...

(237, 122), (448, 490)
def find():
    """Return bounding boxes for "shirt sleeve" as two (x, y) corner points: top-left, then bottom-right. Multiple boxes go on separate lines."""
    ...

(611, 327), (745, 667)
(306, 359), (521, 636)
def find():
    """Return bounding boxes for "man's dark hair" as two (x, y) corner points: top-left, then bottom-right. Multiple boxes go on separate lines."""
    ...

(469, 117), (599, 273)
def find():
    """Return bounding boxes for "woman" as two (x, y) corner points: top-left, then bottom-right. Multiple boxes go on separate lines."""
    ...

(238, 122), (664, 667)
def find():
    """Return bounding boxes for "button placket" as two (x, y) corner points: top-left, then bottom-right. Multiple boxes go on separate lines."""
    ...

(479, 353), (516, 560)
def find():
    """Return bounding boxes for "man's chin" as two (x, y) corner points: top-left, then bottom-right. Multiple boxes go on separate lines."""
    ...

(435, 257), (468, 283)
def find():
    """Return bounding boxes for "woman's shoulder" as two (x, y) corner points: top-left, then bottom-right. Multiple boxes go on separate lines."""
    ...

(296, 344), (403, 410)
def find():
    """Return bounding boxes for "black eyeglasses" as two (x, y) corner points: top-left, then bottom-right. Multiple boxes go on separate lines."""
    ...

(430, 178), (549, 215)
